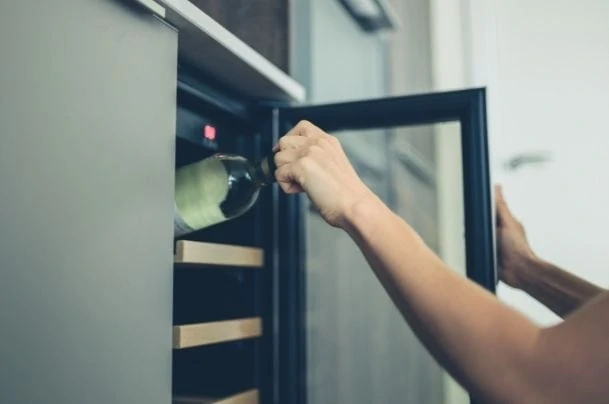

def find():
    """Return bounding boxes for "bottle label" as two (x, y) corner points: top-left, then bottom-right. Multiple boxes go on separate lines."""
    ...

(174, 203), (194, 237)
(174, 157), (230, 233)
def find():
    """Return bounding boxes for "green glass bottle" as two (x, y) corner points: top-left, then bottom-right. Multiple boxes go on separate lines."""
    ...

(174, 153), (276, 237)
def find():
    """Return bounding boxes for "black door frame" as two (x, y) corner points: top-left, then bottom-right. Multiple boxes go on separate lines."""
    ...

(275, 88), (496, 404)
(279, 88), (496, 291)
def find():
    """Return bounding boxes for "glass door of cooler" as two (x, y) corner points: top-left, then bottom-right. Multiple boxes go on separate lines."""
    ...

(272, 88), (496, 404)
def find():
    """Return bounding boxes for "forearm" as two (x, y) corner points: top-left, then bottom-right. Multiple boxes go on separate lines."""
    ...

(516, 258), (605, 318)
(344, 196), (542, 403)
(274, 124), (609, 403)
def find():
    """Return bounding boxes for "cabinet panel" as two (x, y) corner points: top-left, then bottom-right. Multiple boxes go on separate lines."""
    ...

(0, 1), (177, 403)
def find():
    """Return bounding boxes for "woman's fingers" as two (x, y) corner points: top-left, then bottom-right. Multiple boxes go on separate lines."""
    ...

(275, 160), (307, 194)
(274, 149), (302, 167)
(495, 185), (517, 228)
(275, 135), (311, 152)
(271, 120), (371, 228)
(286, 120), (324, 138)
(273, 121), (326, 152)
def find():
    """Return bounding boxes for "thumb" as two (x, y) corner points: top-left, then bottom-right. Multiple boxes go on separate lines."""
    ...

(495, 185), (515, 227)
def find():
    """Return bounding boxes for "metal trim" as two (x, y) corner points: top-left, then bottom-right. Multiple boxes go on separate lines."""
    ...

(131, 0), (166, 17)
(177, 64), (253, 125)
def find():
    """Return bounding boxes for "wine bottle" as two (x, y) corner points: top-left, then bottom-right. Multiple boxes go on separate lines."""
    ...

(174, 153), (276, 237)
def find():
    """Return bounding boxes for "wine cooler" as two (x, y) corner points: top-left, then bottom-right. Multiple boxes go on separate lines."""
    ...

(171, 62), (496, 404)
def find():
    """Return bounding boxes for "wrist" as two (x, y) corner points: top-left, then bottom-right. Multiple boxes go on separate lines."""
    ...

(510, 254), (545, 289)
(340, 191), (387, 235)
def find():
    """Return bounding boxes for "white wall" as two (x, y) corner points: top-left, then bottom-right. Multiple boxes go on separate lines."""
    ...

(429, 2), (609, 402)
(466, 0), (609, 325)
(289, 1), (609, 402)
(413, 2), (609, 403)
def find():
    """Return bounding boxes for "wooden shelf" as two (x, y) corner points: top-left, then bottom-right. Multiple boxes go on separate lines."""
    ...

(173, 390), (258, 404)
(173, 318), (262, 349)
(174, 240), (263, 268)
(173, 389), (258, 404)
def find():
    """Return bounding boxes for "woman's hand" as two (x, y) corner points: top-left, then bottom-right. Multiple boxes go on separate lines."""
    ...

(273, 120), (375, 228)
(495, 185), (539, 288)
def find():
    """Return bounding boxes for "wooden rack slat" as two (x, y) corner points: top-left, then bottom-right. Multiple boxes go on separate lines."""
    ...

(173, 389), (258, 404)
(173, 318), (262, 349)
(174, 240), (264, 268)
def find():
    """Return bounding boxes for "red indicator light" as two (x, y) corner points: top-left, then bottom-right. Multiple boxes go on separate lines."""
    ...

(203, 125), (216, 141)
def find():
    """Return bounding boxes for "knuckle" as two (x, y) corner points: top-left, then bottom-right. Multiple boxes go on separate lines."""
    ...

(316, 137), (331, 149)
(328, 135), (340, 146)
(275, 166), (286, 181)
(298, 156), (314, 169)
(298, 120), (314, 129)
(296, 120), (314, 134)
(308, 145), (323, 157)
(298, 120), (324, 138)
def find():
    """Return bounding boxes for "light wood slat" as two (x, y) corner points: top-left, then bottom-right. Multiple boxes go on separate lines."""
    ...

(173, 318), (262, 349)
(173, 390), (258, 404)
(174, 240), (263, 268)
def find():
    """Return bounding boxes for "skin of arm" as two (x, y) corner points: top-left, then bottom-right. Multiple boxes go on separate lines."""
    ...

(495, 186), (605, 318)
(273, 121), (609, 404)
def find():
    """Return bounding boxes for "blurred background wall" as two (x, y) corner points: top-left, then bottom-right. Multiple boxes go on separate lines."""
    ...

(291, 0), (609, 403)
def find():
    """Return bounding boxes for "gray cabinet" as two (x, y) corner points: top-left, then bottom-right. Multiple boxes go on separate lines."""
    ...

(0, 1), (177, 403)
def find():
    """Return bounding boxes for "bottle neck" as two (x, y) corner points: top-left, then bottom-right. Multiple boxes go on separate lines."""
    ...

(252, 152), (277, 187)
